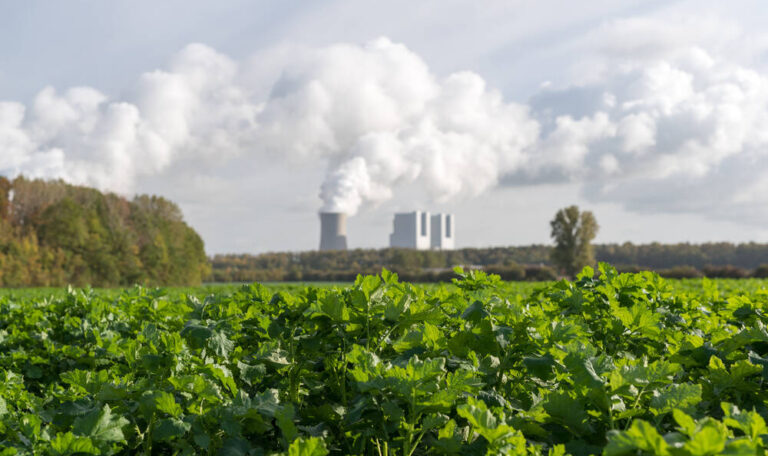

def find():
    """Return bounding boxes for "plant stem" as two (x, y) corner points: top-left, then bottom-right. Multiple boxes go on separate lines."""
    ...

(143, 414), (155, 455)
(625, 385), (647, 430)
(407, 430), (427, 456)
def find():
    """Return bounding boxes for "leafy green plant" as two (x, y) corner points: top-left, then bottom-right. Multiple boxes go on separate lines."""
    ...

(1, 265), (767, 454)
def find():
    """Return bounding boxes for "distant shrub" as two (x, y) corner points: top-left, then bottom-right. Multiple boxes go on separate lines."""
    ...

(615, 265), (644, 274)
(485, 264), (526, 281)
(701, 265), (750, 279)
(657, 266), (702, 279)
(432, 269), (459, 282)
(524, 265), (558, 281)
(752, 264), (768, 278)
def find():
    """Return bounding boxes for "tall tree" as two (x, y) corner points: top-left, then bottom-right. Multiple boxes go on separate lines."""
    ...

(550, 205), (599, 277)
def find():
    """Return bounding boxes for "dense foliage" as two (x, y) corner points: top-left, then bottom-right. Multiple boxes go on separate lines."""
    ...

(550, 205), (599, 277)
(0, 176), (209, 287)
(1, 267), (767, 455)
(210, 242), (768, 283)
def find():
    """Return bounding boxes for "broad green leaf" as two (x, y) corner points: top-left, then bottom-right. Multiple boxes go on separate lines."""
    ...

(722, 438), (761, 455)
(237, 361), (267, 386)
(153, 418), (191, 441)
(673, 409), (697, 436)
(385, 293), (412, 322)
(392, 329), (424, 353)
(649, 383), (702, 415)
(543, 392), (592, 435)
(208, 329), (235, 358)
(722, 402), (768, 440)
(73, 404), (129, 444)
(20, 414), (41, 439)
(462, 300), (490, 323)
(219, 437), (251, 456)
(155, 391), (182, 418)
(180, 323), (213, 350)
(286, 437), (330, 456)
(319, 294), (349, 322)
(253, 388), (282, 417)
(276, 404), (298, 443)
(49, 432), (99, 455)
(457, 398), (499, 432)
(683, 420), (728, 456)
(523, 354), (556, 380)
(457, 397), (525, 450)
(604, 420), (669, 456)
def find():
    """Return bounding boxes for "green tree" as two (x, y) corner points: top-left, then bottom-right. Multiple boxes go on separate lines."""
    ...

(550, 205), (599, 277)
(0, 176), (209, 286)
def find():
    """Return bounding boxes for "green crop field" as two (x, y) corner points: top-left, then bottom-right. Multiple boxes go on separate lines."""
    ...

(1, 266), (767, 455)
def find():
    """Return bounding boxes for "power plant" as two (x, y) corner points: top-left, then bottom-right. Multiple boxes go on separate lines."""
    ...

(318, 210), (454, 251)
(390, 211), (455, 250)
(390, 210), (432, 250)
(430, 213), (455, 250)
(318, 212), (348, 251)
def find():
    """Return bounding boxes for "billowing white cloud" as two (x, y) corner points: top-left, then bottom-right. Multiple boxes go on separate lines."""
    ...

(0, 43), (260, 193)
(526, 20), (768, 220)
(253, 39), (542, 214)
(3, 24), (768, 225)
(0, 38), (540, 215)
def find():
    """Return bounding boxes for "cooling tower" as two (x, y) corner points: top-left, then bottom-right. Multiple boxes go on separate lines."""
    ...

(319, 212), (348, 251)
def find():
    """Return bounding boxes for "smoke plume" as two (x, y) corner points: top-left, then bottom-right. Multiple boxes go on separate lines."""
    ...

(3, 25), (768, 222)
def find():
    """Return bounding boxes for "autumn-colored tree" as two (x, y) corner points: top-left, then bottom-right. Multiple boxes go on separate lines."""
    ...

(0, 176), (209, 287)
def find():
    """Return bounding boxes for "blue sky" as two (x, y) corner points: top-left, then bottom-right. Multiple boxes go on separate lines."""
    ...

(2, 0), (768, 253)
(0, 1), (294, 100)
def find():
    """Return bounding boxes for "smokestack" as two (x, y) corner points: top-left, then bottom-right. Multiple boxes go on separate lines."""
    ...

(319, 212), (348, 251)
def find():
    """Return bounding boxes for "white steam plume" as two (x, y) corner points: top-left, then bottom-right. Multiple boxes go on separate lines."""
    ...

(256, 39), (540, 214)
(0, 38), (539, 215)
(3, 25), (768, 224)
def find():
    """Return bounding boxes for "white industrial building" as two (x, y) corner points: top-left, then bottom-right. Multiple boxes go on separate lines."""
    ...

(430, 213), (455, 250)
(389, 211), (454, 250)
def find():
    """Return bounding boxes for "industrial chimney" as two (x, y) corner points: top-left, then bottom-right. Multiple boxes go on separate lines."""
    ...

(319, 212), (348, 251)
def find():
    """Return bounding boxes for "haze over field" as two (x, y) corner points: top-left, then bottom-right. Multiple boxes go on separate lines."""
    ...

(2, 0), (768, 252)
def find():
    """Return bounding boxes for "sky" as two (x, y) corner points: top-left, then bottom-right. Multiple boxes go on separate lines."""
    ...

(2, 0), (768, 253)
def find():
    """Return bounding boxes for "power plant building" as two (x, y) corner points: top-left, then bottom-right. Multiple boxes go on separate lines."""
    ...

(319, 212), (348, 251)
(318, 210), (454, 251)
(389, 211), (454, 250)
(430, 213), (455, 250)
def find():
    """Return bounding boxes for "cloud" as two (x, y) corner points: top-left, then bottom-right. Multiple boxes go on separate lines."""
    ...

(522, 17), (768, 223)
(3, 23), (768, 227)
(0, 38), (540, 215)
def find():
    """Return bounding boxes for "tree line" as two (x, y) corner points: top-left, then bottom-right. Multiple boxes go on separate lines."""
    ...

(0, 176), (209, 287)
(3, 184), (766, 286)
(547, 205), (768, 278)
(211, 207), (768, 284)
